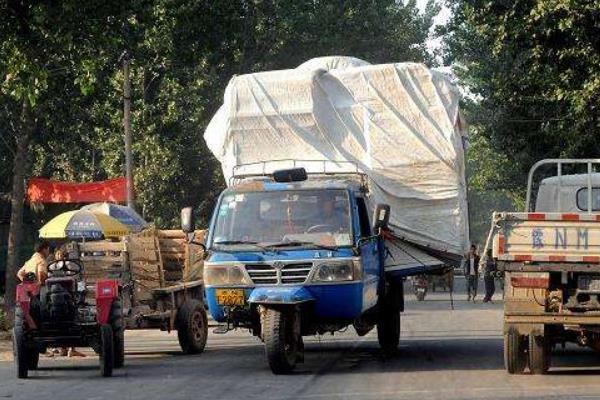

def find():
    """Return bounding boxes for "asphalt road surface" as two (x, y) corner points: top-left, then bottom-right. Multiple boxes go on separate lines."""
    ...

(2, 278), (600, 400)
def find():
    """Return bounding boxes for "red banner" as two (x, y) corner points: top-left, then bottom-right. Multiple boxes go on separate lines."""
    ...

(27, 177), (127, 203)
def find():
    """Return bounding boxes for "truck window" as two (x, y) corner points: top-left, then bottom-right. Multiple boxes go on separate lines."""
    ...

(356, 197), (371, 238)
(211, 189), (353, 248)
(576, 187), (600, 211)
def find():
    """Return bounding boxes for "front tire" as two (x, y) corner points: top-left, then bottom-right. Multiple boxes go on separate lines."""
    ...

(504, 325), (526, 374)
(176, 299), (208, 354)
(529, 330), (550, 374)
(262, 308), (298, 374)
(13, 324), (29, 379)
(100, 324), (114, 377)
(110, 301), (125, 368)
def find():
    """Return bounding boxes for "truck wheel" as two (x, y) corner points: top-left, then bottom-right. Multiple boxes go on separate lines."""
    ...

(176, 299), (208, 354)
(262, 308), (298, 374)
(110, 300), (125, 368)
(100, 324), (114, 377)
(504, 325), (526, 374)
(377, 305), (401, 353)
(528, 332), (550, 374)
(13, 316), (29, 379)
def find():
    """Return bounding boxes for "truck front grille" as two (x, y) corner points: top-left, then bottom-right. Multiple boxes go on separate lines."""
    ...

(245, 262), (313, 285)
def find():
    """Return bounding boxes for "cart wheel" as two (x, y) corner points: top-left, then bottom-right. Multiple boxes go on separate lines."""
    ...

(100, 324), (114, 377)
(13, 310), (29, 379)
(176, 299), (208, 354)
(262, 308), (298, 374)
(504, 325), (526, 374)
(110, 300), (125, 368)
(529, 330), (550, 374)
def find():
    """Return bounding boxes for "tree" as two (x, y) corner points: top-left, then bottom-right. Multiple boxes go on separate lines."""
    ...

(442, 0), (600, 200)
(1, 0), (438, 305)
(0, 0), (129, 309)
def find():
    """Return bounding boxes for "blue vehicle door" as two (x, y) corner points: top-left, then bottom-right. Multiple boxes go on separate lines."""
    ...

(356, 196), (379, 311)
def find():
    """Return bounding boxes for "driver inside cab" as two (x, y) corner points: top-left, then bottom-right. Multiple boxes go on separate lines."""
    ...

(319, 194), (348, 233)
(17, 240), (50, 283)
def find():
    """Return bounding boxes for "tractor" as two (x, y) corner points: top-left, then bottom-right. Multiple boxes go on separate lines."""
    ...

(13, 259), (123, 378)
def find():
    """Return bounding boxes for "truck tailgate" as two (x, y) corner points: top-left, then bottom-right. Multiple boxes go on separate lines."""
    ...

(493, 212), (600, 263)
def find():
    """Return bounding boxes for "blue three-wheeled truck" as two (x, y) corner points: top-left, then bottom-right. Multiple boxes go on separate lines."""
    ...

(181, 164), (404, 374)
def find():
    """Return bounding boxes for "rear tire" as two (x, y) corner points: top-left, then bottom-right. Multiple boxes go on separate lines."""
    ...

(528, 331), (550, 374)
(110, 301), (125, 368)
(176, 299), (208, 354)
(415, 290), (426, 301)
(262, 308), (298, 374)
(377, 304), (401, 353)
(504, 325), (526, 374)
(100, 324), (114, 377)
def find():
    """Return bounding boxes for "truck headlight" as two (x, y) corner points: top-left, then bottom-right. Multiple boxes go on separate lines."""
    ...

(312, 262), (356, 282)
(204, 264), (252, 286)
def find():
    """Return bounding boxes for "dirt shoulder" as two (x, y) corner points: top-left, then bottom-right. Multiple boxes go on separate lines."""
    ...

(0, 332), (12, 362)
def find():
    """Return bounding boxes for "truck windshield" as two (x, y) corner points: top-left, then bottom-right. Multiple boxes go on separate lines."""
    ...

(211, 189), (353, 250)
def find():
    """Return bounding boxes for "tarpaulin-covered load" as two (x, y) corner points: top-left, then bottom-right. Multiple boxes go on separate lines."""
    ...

(204, 56), (469, 263)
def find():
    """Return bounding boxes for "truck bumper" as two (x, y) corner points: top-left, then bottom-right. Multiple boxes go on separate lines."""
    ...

(206, 283), (364, 323)
(505, 312), (600, 325)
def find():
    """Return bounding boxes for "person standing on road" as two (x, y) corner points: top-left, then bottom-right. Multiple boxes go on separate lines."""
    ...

(482, 249), (496, 303)
(464, 244), (479, 302)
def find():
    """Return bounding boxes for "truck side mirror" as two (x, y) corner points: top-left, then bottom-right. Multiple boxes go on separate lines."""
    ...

(372, 203), (390, 232)
(181, 207), (195, 233)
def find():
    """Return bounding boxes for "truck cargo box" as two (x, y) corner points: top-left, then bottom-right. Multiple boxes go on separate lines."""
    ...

(204, 56), (469, 266)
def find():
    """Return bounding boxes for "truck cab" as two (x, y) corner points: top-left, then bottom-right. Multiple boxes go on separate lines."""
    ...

(183, 165), (401, 374)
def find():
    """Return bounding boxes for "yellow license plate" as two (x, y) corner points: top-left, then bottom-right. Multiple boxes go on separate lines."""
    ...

(215, 289), (245, 306)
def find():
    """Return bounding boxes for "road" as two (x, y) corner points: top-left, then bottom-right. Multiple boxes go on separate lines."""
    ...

(2, 278), (600, 400)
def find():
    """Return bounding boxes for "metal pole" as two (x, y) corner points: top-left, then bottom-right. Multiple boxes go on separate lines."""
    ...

(123, 55), (135, 210)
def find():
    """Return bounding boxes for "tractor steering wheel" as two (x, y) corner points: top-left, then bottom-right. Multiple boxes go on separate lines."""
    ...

(47, 259), (83, 277)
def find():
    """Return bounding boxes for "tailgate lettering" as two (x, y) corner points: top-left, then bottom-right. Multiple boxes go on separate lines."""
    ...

(555, 228), (567, 249)
(578, 228), (589, 249)
(532, 228), (544, 249)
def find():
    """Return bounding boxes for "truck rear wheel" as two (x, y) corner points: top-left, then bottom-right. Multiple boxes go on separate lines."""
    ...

(377, 304), (400, 353)
(504, 325), (526, 374)
(262, 308), (298, 374)
(100, 324), (114, 377)
(176, 299), (208, 354)
(528, 331), (550, 374)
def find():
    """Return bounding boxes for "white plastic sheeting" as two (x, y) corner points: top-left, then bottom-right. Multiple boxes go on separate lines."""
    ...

(205, 57), (469, 257)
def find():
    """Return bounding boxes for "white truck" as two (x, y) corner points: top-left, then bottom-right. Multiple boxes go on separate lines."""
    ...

(485, 159), (600, 374)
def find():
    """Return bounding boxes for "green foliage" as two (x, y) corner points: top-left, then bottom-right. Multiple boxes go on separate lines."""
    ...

(1, 0), (437, 231)
(444, 0), (600, 200)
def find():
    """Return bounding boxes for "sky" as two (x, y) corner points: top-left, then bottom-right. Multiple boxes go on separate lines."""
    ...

(416, 0), (452, 63)
(416, 0), (451, 25)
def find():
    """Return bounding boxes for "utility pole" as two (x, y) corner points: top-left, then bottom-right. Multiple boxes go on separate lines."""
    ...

(122, 52), (135, 210)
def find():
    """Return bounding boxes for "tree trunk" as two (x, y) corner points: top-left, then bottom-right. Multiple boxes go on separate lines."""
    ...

(4, 100), (33, 314)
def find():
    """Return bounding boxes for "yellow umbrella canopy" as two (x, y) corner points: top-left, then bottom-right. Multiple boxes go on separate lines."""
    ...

(39, 210), (130, 239)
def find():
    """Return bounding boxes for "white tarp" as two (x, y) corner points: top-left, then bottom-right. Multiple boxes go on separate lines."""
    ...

(205, 56), (469, 257)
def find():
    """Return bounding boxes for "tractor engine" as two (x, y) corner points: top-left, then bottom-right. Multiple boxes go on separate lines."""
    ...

(42, 278), (77, 322)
